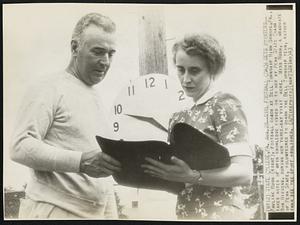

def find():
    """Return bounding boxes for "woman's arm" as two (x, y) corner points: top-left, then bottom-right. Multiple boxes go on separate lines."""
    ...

(142, 143), (253, 187)
(195, 155), (253, 187)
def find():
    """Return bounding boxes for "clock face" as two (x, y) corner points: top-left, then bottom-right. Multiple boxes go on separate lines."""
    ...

(108, 73), (191, 142)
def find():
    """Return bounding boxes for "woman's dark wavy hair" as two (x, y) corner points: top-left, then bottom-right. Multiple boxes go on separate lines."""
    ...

(172, 33), (226, 78)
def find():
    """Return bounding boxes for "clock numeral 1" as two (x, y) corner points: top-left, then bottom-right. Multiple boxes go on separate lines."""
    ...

(128, 85), (135, 96)
(114, 104), (123, 115)
(178, 90), (185, 101)
(164, 79), (168, 89)
(145, 77), (155, 88)
(113, 122), (119, 132)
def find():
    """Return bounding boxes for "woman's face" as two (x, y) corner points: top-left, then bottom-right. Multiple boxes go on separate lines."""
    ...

(175, 49), (212, 102)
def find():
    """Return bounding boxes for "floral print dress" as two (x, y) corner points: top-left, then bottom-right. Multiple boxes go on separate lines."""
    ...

(168, 91), (253, 220)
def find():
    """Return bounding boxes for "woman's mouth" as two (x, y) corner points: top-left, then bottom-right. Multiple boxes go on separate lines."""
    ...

(183, 86), (195, 92)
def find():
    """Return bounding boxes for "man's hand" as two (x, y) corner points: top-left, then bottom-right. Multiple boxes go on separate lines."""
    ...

(79, 150), (121, 178)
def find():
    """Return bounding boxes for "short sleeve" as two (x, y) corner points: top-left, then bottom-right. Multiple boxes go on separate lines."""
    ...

(212, 94), (248, 146)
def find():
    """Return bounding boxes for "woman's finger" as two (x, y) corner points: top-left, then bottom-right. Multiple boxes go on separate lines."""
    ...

(141, 164), (166, 176)
(170, 156), (190, 170)
(145, 157), (170, 170)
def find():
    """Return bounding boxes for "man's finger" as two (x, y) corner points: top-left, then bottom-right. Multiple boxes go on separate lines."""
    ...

(100, 159), (121, 172)
(98, 166), (115, 176)
(100, 153), (121, 167)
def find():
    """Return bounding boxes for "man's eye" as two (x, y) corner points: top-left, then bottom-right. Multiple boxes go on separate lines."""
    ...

(108, 51), (116, 57)
(92, 49), (106, 56)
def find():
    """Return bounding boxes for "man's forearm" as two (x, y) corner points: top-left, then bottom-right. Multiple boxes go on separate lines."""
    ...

(10, 136), (82, 173)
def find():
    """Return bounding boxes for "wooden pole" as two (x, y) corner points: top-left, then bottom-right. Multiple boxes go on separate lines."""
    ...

(132, 6), (169, 212)
(138, 7), (168, 76)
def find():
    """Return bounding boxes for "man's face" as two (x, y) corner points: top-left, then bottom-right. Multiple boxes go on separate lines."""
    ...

(74, 25), (116, 86)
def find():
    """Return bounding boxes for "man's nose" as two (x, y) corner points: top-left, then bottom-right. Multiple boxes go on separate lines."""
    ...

(99, 53), (110, 65)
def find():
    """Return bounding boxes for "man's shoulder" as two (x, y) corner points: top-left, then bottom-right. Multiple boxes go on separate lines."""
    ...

(25, 71), (68, 99)
(30, 70), (67, 90)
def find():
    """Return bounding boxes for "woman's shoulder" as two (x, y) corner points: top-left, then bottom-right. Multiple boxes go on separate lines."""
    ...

(213, 92), (243, 107)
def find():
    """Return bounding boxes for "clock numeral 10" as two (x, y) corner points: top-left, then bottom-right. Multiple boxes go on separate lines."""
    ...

(128, 85), (135, 96)
(178, 90), (185, 101)
(145, 77), (155, 88)
(113, 122), (119, 132)
(114, 104), (123, 115)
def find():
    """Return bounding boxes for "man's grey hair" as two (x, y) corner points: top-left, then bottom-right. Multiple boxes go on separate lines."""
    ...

(72, 13), (116, 46)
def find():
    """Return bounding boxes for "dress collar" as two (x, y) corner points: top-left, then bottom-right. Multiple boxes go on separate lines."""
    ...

(193, 85), (219, 106)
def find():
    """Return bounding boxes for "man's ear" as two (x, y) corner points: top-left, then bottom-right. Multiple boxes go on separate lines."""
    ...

(71, 40), (80, 56)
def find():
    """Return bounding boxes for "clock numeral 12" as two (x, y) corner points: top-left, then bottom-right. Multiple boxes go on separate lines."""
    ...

(128, 85), (135, 96)
(113, 122), (119, 132)
(114, 104), (123, 115)
(178, 90), (185, 101)
(145, 77), (155, 88)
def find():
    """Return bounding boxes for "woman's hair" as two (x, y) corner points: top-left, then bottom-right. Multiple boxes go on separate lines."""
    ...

(72, 13), (116, 46)
(172, 33), (226, 78)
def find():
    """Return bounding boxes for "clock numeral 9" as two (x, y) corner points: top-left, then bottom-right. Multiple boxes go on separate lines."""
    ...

(145, 77), (155, 88)
(113, 122), (119, 132)
(114, 104), (123, 115)
(178, 90), (185, 101)
(128, 85), (135, 96)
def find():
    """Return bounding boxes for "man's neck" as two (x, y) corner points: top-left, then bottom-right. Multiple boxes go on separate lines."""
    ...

(66, 60), (80, 80)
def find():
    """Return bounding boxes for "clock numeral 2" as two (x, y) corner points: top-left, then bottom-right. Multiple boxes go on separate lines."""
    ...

(128, 85), (135, 96)
(113, 122), (119, 132)
(114, 104), (123, 115)
(178, 90), (185, 101)
(145, 77), (155, 88)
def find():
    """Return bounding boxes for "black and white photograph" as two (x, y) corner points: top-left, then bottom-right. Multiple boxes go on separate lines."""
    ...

(3, 2), (296, 221)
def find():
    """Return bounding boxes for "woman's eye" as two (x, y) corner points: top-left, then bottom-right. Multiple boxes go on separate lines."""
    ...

(176, 67), (185, 75)
(190, 68), (201, 75)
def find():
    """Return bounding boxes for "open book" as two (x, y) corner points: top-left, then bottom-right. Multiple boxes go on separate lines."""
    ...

(96, 123), (230, 193)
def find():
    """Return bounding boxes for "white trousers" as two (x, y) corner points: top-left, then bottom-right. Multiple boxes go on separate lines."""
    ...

(18, 196), (118, 219)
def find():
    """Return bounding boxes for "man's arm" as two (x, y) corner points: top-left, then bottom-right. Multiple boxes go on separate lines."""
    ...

(10, 84), (82, 172)
(10, 83), (121, 176)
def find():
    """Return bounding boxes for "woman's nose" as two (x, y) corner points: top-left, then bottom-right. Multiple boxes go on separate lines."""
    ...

(183, 72), (191, 83)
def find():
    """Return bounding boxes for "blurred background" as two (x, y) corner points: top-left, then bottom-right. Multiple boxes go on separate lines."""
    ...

(3, 3), (265, 219)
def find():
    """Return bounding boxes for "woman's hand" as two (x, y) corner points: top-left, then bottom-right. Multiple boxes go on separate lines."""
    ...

(141, 156), (196, 183)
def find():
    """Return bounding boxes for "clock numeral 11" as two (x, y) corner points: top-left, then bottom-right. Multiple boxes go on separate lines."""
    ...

(114, 104), (123, 115)
(145, 77), (155, 88)
(164, 79), (168, 89)
(128, 85), (135, 96)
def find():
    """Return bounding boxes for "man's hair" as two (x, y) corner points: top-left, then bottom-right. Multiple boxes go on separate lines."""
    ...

(72, 13), (116, 45)
(172, 33), (226, 77)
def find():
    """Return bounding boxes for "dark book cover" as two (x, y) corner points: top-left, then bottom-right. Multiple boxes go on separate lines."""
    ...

(96, 123), (230, 193)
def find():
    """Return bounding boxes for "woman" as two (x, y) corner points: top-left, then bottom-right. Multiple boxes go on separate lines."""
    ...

(142, 33), (253, 220)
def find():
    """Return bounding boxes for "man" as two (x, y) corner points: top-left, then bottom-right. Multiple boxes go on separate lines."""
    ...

(10, 13), (122, 219)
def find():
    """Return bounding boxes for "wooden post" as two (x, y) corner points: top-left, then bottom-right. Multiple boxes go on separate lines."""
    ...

(129, 7), (177, 219)
(138, 7), (168, 76)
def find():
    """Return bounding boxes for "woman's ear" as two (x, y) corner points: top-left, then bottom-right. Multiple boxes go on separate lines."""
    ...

(71, 40), (79, 56)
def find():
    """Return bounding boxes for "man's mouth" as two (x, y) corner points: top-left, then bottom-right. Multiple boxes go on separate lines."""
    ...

(95, 70), (106, 76)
